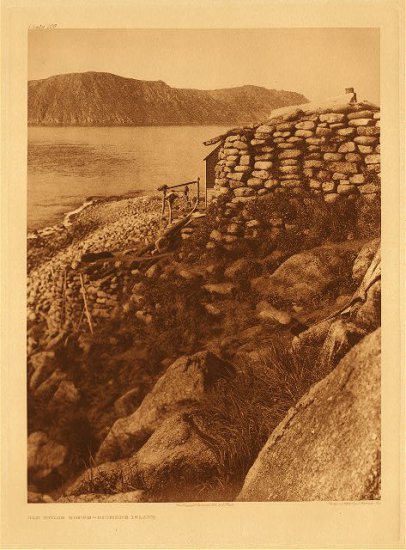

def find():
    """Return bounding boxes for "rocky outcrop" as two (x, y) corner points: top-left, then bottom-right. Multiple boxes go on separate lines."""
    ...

(95, 350), (234, 464)
(129, 413), (220, 497)
(28, 72), (307, 126)
(251, 243), (358, 306)
(238, 328), (381, 501)
(29, 237), (383, 503)
(66, 412), (220, 500)
(293, 245), (381, 367)
(352, 238), (380, 284)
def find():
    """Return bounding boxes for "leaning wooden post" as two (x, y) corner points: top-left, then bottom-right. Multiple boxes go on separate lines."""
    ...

(61, 267), (67, 328)
(76, 305), (86, 333)
(197, 176), (200, 206)
(159, 186), (167, 230)
(79, 273), (94, 335)
(168, 200), (173, 225)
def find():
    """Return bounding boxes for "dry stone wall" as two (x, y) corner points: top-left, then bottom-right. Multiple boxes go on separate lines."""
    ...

(213, 101), (380, 204)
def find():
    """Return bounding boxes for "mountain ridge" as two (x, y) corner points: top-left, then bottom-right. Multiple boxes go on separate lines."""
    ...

(28, 71), (308, 126)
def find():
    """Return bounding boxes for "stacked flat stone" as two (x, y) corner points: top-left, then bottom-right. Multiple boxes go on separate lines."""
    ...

(215, 133), (254, 198)
(213, 103), (380, 204)
(205, 199), (286, 253)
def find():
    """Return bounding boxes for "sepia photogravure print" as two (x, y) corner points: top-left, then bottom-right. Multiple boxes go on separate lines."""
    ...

(1, 1), (404, 548)
(26, 27), (382, 504)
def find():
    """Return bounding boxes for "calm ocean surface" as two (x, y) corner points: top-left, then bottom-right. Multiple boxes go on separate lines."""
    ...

(27, 126), (229, 230)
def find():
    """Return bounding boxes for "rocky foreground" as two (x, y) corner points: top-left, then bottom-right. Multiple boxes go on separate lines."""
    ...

(27, 190), (381, 503)
(28, 195), (162, 338)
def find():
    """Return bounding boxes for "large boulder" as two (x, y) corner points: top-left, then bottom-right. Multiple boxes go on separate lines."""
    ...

(95, 351), (234, 464)
(66, 413), (219, 501)
(292, 246), (381, 367)
(130, 412), (220, 498)
(238, 329), (381, 501)
(251, 244), (358, 306)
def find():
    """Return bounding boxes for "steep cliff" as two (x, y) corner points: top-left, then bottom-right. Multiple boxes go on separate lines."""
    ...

(28, 72), (308, 126)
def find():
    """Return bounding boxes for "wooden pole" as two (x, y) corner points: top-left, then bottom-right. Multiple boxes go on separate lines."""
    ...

(79, 273), (94, 335)
(197, 176), (200, 207)
(61, 268), (67, 328)
(160, 188), (166, 230)
(165, 180), (197, 190)
(168, 200), (173, 225)
(204, 169), (208, 209)
(76, 305), (85, 333)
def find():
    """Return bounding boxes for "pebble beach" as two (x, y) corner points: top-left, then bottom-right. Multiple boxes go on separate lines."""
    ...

(27, 194), (164, 351)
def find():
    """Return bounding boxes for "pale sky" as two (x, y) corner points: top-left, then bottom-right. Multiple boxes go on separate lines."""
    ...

(28, 28), (380, 103)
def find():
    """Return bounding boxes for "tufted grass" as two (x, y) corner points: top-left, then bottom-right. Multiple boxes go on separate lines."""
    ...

(188, 337), (330, 492)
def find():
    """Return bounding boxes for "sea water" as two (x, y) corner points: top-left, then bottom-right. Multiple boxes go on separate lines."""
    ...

(28, 125), (229, 230)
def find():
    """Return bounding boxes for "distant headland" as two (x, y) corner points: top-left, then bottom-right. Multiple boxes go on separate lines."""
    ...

(28, 71), (308, 127)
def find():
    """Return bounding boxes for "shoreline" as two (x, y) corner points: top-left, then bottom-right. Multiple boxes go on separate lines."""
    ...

(27, 192), (164, 274)
(27, 189), (154, 239)
(62, 198), (97, 228)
